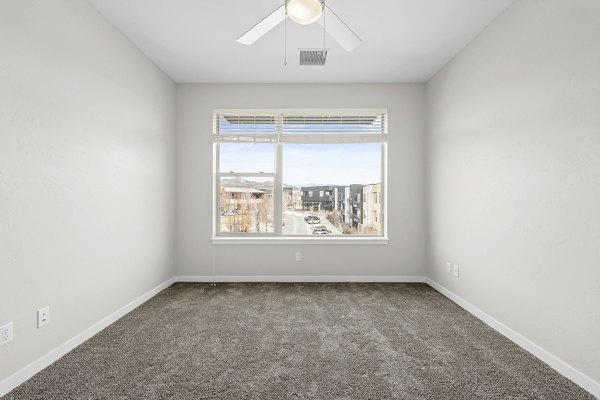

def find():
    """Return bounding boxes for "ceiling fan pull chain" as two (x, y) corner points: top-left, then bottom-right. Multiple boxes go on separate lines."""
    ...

(323, 1), (326, 55)
(284, 12), (288, 66)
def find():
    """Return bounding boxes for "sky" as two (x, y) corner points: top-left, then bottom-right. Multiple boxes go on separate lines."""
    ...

(219, 143), (381, 186)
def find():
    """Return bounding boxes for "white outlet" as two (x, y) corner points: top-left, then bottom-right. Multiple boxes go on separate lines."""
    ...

(295, 252), (302, 262)
(453, 264), (460, 278)
(1, 322), (13, 346)
(38, 306), (50, 328)
(446, 262), (452, 273)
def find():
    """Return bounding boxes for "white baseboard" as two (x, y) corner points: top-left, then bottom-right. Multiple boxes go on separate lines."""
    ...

(0, 277), (177, 398)
(425, 278), (600, 398)
(175, 275), (428, 283)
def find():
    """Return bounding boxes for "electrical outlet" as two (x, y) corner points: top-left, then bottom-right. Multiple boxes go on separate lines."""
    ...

(1, 322), (13, 346)
(38, 306), (50, 328)
(446, 262), (452, 273)
(295, 252), (302, 262)
(453, 264), (460, 278)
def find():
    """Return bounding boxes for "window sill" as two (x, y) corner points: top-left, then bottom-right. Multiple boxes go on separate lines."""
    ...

(211, 237), (389, 245)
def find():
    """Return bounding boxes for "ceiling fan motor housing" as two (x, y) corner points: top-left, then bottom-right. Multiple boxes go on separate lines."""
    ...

(285, 0), (324, 25)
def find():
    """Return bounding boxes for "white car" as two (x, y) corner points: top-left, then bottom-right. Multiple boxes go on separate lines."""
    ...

(312, 226), (331, 235)
(305, 216), (321, 224)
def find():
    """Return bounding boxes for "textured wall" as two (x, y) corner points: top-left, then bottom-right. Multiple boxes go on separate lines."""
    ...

(0, 0), (175, 382)
(176, 83), (427, 278)
(427, 0), (600, 385)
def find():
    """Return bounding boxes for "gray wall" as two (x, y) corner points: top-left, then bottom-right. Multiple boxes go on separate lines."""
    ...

(426, 0), (600, 383)
(176, 84), (427, 277)
(0, 0), (175, 382)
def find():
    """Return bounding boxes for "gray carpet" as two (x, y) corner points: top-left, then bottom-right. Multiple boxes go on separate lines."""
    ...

(4, 283), (594, 399)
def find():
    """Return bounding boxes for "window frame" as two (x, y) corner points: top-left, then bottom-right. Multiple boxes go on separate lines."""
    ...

(212, 109), (389, 244)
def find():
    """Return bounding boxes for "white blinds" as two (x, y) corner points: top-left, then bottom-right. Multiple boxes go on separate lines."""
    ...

(213, 110), (387, 144)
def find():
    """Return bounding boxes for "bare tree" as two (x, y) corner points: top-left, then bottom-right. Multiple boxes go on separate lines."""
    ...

(343, 226), (358, 235)
(258, 195), (273, 232)
(226, 193), (236, 232)
(240, 191), (253, 232)
(255, 199), (262, 233)
(327, 211), (342, 228)
(220, 190), (237, 232)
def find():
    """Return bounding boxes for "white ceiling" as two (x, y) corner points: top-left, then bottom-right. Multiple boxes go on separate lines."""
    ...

(89, 0), (514, 83)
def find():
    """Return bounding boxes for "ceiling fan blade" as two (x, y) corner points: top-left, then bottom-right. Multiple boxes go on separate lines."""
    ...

(319, 5), (361, 51)
(237, 5), (286, 45)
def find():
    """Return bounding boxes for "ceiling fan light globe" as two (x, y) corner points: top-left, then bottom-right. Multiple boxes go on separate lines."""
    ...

(286, 0), (323, 25)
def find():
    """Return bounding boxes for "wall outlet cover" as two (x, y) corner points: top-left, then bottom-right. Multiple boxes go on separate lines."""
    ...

(0, 322), (14, 346)
(38, 306), (50, 328)
(453, 264), (460, 277)
(446, 262), (452, 273)
(295, 252), (302, 261)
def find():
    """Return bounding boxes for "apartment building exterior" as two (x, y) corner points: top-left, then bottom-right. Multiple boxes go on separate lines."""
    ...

(283, 186), (303, 210)
(360, 183), (381, 234)
(301, 186), (341, 211)
(220, 187), (269, 215)
(343, 184), (363, 228)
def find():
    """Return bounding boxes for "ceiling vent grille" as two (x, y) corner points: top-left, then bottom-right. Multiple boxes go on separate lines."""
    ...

(299, 49), (328, 66)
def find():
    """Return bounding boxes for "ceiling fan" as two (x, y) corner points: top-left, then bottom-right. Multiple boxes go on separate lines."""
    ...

(237, 0), (361, 52)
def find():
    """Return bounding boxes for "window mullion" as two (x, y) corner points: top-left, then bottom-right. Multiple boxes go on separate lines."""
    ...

(274, 115), (284, 236)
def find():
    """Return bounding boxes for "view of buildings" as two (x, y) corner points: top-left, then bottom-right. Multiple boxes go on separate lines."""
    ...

(220, 180), (381, 235)
(300, 183), (381, 234)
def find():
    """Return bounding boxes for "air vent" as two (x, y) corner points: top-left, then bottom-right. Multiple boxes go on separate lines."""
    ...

(299, 49), (328, 66)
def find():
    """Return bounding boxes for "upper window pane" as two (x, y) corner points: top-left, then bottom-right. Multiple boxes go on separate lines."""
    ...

(219, 143), (274, 173)
(283, 143), (381, 186)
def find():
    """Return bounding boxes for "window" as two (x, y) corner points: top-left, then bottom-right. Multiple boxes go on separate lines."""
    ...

(214, 110), (387, 239)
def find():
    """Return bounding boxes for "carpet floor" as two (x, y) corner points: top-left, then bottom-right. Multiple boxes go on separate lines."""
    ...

(4, 283), (594, 399)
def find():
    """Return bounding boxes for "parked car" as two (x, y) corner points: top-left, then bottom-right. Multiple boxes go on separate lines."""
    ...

(312, 226), (331, 235)
(304, 215), (321, 224)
